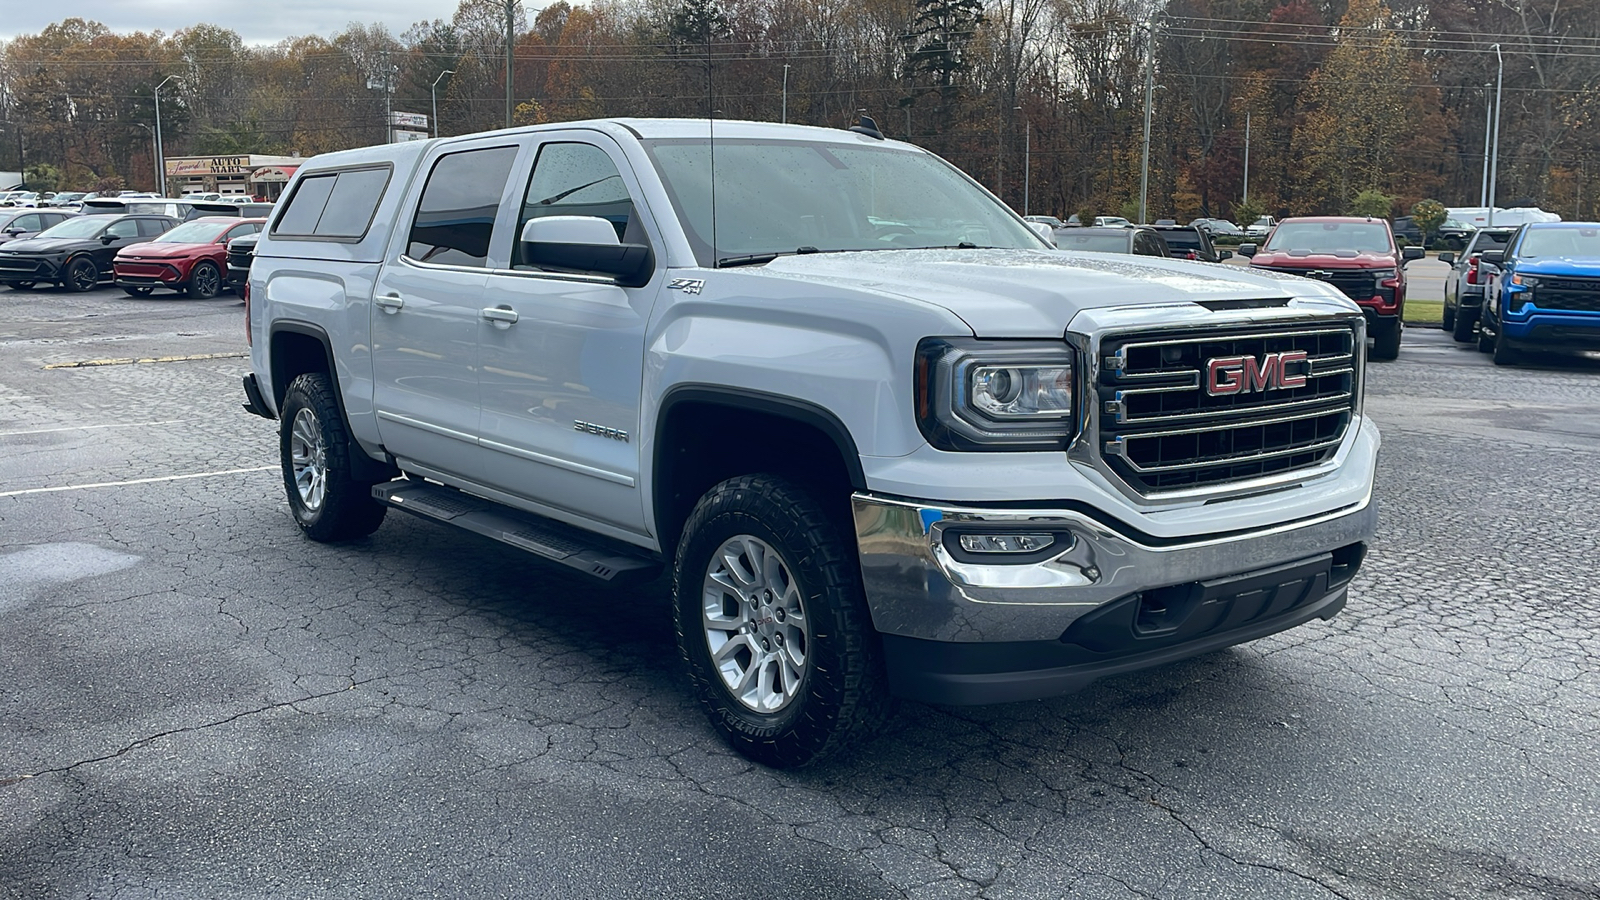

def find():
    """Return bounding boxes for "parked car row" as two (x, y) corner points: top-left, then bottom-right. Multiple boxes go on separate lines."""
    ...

(0, 210), (264, 297)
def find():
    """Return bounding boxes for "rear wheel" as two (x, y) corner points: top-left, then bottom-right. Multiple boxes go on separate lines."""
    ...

(1451, 307), (1476, 343)
(674, 474), (889, 768)
(63, 257), (98, 293)
(279, 372), (388, 541)
(187, 261), (221, 299)
(1441, 300), (1456, 331)
(1371, 318), (1401, 361)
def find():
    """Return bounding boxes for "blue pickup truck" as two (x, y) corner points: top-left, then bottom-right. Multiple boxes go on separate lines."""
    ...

(1478, 222), (1600, 366)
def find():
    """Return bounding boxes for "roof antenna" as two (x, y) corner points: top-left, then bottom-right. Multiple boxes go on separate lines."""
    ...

(706, 20), (719, 267)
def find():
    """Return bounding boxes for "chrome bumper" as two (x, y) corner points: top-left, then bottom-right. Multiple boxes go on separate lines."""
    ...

(851, 492), (1377, 644)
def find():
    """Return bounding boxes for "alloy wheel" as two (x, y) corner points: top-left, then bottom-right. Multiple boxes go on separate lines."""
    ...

(289, 407), (328, 512)
(700, 535), (810, 714)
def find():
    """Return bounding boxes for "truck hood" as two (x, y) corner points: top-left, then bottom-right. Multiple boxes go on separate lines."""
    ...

(1247, 250), (1398, 269)
(754, 249), (1340, 336)
(1513, 257), (1600, 278)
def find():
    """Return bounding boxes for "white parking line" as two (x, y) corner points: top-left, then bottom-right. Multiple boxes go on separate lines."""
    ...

(0, 466), (276, 498)
(0, 420), (187, 438)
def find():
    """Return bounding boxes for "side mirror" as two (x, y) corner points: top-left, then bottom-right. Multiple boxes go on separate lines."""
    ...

(1479, 249), (1504, 265)
(1027, 221), (1057, 247)
(1438, 252), (1455, 265)
(520, 215), (653, 288)
(101, 234), (117, 244)
(1401, 245), (1426, 262)
(1237, 243), (1257, 258)
(1217, 249), (1233, 261)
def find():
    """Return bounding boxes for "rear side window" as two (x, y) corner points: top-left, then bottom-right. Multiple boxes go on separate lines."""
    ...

(406, 146), (518, 268)
(273, 166), (391, 239)
(137, 218), (171, 237)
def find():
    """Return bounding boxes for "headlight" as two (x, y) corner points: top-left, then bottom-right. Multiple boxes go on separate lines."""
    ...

(1510, 273), (1538, 288)
(1368, 268), (1397, 280)
(915, 338), (1077, 451)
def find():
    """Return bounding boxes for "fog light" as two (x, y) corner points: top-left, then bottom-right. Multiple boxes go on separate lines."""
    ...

(958, 533), (1055, 554)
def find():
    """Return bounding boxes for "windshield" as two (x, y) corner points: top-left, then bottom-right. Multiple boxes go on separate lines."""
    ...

(1057, 232), (1131, 253)
(1160, 232), (1201, 250)
(35, 216), (111, 239)
(1265, 222), (1392, 253)
(640, 138), (1043, 265)
(154, 221), (226, 243)
(1520, 227), (1600, 258)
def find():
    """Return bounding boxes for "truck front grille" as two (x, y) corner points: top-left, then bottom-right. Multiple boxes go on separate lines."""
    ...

(1097, 321), (1359, 492)
(1257, 266), (1379, 303)
(1532, 277), (1600, 313)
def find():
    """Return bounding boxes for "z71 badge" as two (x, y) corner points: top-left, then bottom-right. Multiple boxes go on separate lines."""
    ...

(667, 278), (705, 295)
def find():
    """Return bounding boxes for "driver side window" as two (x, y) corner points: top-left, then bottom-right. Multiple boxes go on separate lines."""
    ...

(514, 142), (643, 269)
(105, 219), (141, 239)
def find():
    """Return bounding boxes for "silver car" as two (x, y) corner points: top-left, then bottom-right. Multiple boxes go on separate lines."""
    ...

(0, 208), (77, 246)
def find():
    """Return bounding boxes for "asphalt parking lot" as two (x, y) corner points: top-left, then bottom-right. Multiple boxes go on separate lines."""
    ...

(3, 283), (1598, 899)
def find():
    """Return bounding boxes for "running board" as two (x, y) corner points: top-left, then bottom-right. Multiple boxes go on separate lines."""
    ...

(372, 480), (661, 586)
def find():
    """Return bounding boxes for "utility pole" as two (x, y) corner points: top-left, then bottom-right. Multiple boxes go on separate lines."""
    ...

(134, 123), (158, 191)
(432, 70), (455, 138)
(154, 74), (182, 197)
(384, 52), (393, 144)
(1480, 83), (1492, 208)
(781, 64), (789, 124)
(506, 0), (516, 128)
(1488, 44), (1504, 226)
(1138, 20), (1155, 225)
(1242, 111), (1250, 205)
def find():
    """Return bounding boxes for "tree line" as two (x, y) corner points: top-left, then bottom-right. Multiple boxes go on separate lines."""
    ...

(2, 0), (1597, 222)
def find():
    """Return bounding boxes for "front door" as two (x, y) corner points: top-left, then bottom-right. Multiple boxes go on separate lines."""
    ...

(371, 142), (522, 477)
(474, 136), (660, 533)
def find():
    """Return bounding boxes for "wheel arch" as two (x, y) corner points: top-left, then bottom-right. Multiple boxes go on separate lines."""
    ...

(652, 386), (866, 554)
(269, 320), (396, 484)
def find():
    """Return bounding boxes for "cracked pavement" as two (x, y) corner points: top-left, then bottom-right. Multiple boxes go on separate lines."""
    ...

(2, 287), (1598, 899)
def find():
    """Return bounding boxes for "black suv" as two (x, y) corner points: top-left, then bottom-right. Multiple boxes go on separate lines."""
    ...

(0, 213), (179, 292)
(1055, 226), (1171, 257)
(1151, 224), (1232, 262)
(1393, 216), (1476, 250)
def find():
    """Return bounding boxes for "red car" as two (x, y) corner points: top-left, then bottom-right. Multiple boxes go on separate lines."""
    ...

(114, 216), (267, 298)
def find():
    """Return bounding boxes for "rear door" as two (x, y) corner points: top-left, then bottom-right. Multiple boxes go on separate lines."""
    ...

(370, 140), (523, 479)
(473, 133), (662, 533)
(94, 218), (147, 273)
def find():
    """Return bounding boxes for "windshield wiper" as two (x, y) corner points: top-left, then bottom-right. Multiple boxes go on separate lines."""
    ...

(716, 253), (782, 268)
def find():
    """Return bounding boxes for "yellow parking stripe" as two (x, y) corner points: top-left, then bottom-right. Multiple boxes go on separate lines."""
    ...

(43, 351), (248, 369)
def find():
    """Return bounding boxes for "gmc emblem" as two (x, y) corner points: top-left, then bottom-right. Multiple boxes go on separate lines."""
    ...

(1206, 351), (1309, 396)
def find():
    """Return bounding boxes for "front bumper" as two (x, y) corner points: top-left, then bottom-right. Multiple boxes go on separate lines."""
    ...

(852, 492), (1376, 704)
(0, 257), (62, 282)
(115, 261), (185, 287)
(1503, 313), (1600, 350)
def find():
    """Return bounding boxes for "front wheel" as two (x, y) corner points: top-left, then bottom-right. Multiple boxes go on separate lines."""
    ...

(1451, 307), (1477, 343)
(63, 257), (98, 293)
(278, 372), (388, 541)
(187, 261), (221, 299)
(1492, 330), (1523, 367)
(674, 474), (888, 768)
(1371, 318), (1401, 361)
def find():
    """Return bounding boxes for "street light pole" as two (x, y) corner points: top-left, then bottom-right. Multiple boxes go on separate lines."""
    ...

(1488, 44), (1504, 226)
(1014, 105), (1028, 216)
(781, 64), (789, 124)
(1138, 20), (1155, 225)
(432, 69), (455, 138)
(1480, 82), (1492, 208)
(153, 74), (181, 197)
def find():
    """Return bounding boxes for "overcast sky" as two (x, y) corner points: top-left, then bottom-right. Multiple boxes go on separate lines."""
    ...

(2, 1), (479, 47)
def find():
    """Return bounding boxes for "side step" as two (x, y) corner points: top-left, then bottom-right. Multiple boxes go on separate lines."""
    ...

(372, 480), (662, 586)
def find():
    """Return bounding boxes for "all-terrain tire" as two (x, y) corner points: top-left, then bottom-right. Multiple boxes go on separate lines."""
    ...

(1491, 331), (1523, 367)
(1441, 302), (1456, 331)
(674, 474), (890, 768)
(1451, 307), (1476, 343)
(279, 372), (388, 541)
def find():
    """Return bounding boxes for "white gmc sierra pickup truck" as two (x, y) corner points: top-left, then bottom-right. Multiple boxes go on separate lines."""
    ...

(242, 117), (1379, 767)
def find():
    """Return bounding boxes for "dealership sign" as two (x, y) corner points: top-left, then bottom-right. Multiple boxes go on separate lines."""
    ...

(167, 156), (250, 176)
(390, 112), (429, 128)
